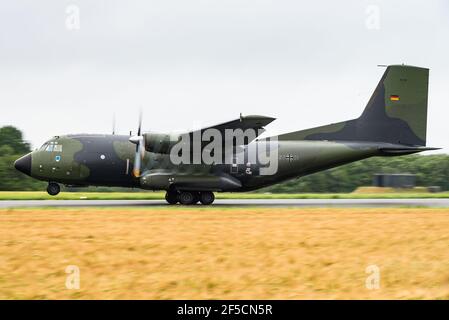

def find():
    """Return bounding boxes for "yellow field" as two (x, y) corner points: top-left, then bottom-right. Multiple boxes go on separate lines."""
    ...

(1, 207), (449, 299)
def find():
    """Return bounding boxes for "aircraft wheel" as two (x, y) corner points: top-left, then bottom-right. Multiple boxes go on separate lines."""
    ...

(200, 191), (215, 205)
(192, 192), (200, 204)
(178, 191), (195, 205)
(47, 183), (60, 196)
(165, 191), (178, 205)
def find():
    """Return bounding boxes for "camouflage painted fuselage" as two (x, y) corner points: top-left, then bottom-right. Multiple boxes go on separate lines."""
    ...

(26, 134), (427, 192)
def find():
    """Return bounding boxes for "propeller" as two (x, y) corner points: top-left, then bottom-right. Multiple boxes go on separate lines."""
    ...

(112, 113), (116, 135)
(129, 111), (145, 177)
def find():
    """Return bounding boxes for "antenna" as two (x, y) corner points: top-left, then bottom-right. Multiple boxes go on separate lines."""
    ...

(377, 64), (388, 68)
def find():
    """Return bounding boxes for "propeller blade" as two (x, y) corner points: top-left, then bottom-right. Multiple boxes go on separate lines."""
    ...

(112, 113), (116, 135)
(137, 109), (142, 137)
(133, 145), (141, 177)
(139, 136), (146, 158)
(130, 110), (145, 177)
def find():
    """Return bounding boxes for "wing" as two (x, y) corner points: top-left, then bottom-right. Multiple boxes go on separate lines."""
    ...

(186, 114), (276, 147)
(141, 115), (276, 155)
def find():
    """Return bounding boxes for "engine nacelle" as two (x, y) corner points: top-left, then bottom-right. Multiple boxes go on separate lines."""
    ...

(143, 132), (180, 154)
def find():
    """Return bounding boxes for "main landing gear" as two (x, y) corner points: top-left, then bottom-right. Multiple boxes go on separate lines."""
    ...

(47, 182), (60, 196)
(165, 190), (215, 205)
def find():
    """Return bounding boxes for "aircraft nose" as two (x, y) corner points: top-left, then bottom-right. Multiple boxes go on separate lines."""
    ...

(14, 153), (32, 176)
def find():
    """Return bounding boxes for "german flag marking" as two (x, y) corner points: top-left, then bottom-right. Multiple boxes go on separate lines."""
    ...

(390, 95), (400, 101)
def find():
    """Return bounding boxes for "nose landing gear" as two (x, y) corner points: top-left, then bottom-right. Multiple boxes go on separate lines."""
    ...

(164, 190), (215, 205)
(47, 182), (60, 196)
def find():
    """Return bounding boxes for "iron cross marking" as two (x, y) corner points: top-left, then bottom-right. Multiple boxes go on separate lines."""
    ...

(286, 154), (294, 162)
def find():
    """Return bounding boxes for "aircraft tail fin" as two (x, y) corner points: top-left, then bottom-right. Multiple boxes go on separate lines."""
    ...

(279, 65), (429, 146)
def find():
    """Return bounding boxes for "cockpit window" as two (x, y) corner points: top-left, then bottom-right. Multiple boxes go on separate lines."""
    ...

(40, 141), (62, 152)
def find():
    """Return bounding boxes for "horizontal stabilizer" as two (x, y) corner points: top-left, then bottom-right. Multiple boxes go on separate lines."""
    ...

(379, 145), (440, 155)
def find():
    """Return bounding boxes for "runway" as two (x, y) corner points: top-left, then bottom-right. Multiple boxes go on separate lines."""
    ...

(1, 198), (449, 208)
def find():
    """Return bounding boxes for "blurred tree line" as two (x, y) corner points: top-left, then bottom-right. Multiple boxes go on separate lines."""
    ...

(1, 126), (448, 192)
(263, 154), (449, 193)
(0, 126), (46, 191)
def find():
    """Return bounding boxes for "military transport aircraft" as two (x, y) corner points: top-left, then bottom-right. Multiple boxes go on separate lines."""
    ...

(14, 65), (437, 205)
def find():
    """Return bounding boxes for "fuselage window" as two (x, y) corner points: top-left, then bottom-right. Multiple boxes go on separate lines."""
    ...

(53, 145), (63, 152)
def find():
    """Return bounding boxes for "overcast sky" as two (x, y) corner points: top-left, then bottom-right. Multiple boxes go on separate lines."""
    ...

(1, 0), (448, 153)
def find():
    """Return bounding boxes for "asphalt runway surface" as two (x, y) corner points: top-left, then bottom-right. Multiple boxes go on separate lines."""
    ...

(1, 198), (449, 208)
